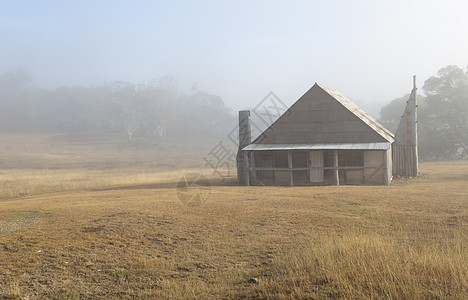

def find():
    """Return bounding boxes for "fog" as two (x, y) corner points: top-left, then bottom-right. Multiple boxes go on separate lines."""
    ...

(1, 1), (467, 117)
(1, 1), (468, 161)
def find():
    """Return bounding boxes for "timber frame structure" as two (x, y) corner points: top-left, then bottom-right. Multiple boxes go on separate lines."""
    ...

(236, 80), (418, 186)
(392, 76), (418, 177)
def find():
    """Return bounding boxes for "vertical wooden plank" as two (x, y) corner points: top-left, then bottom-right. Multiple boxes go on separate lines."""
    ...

(288, 150), (293, 187)
(399, 146), (402, 175)
(402, 146), (405, 175)
(387, 147), (392, 184)
(408, 145), (412, 176)
(399, 146), (403, 175)
(414, 144), (419, 177)
(243, 151), (250, 186)
(250, 151), (257, 183)
(394, 145), (398, 176)
(333, 150), (339, 186)
(397, 146), (400, 176)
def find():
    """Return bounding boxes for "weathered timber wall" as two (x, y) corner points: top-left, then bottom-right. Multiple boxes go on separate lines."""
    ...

(392, 144), (418, 177)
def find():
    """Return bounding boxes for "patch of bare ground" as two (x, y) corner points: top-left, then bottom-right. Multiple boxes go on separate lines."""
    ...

(0, 211), (47, 234)
(0, 159), (466, 299)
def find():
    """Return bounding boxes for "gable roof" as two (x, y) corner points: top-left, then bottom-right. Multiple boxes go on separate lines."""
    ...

(251, 83), (394, 145)
(317, 83), (395, 142)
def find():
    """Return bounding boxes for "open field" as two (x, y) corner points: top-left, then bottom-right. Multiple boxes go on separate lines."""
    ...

(0, 132), (219, 170)
(0, 134), (467, 299)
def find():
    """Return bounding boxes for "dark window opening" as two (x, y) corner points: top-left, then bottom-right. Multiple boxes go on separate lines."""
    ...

(273, 151), (288, 168)
(292, 151), (307, 168)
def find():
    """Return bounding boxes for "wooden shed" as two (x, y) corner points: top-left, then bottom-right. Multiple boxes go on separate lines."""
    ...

(237, 83), (396, 186)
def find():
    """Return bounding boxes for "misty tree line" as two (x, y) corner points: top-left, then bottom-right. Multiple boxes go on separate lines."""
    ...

(379, 65), (468, 160)
(1, 66), (466, 160)
(0, 70), (235, 141)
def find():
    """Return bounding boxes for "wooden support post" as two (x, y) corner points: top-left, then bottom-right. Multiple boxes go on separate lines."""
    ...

(333, 150), (339, 186)
(288, 150), (293, 187)
(243, 151), (250, 186)
(383, 150), (389, 186)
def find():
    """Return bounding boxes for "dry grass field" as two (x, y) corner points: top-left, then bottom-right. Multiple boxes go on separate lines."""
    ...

(0, 133), (467, 299)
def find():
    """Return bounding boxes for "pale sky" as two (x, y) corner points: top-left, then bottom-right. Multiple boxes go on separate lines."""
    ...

(1, 0), (467, 117)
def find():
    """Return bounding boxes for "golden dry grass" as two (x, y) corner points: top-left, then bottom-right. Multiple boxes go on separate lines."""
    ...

(0, 134), (467, 299)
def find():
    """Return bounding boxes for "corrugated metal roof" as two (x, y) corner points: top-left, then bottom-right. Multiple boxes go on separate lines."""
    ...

(317, 83), (395, 143)
(242, 142), (391, 151)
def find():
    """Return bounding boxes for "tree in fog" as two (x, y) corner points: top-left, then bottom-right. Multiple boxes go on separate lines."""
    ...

(0, 69), (48, 131)
(0, 69), (235, 142)
(107, 81), (140, 139)
(380, 65), (468, 159)
(136, 77), (179, 138)
(422, 65), (468, 159)
(172, 91), (233, 137)
(379, 93), (426, 133)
